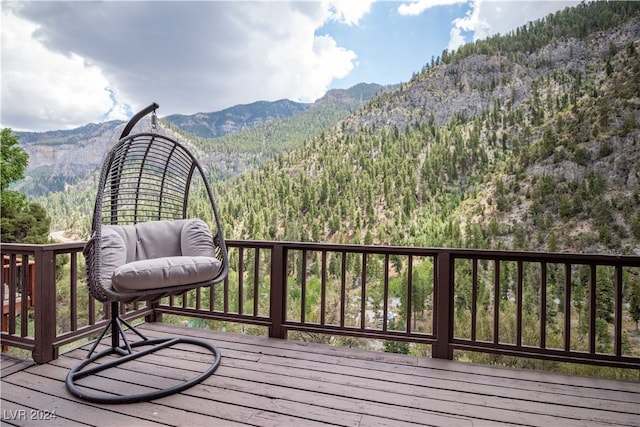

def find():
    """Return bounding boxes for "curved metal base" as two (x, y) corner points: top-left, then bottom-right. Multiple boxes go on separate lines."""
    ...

(66, 337), (221, 404)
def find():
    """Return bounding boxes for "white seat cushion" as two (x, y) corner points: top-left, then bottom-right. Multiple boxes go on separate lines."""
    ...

(112, 256), (221, 291)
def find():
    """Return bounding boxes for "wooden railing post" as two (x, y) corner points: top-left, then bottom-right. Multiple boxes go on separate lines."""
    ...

(32, 246), (58, 364)
(145, 301), (162, 323)
(434, 251), (453, 360)
(269, 243), (286, 339)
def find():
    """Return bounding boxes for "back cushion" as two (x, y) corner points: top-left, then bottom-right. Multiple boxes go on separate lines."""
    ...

(99, 227), (127, 290)
(106, 220), (192, 262)
(181, 219), (216, 257)
(134, 220), (184, 259)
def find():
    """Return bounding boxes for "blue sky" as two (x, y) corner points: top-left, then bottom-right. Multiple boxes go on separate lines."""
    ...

(1, 1), (579, 132)
(324, 2), (466, 88)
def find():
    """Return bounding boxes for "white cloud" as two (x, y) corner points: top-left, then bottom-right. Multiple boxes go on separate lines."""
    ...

(398, 0), (466, 16)
(448, 0), (490, 51)
(475, 1), (581, 37)
(447, 27), (467, 53)
(400, 0), (581, 53)
(0, 9), (120, 131)
(327, 0), (375, 26)
(1, 1), (365, 132)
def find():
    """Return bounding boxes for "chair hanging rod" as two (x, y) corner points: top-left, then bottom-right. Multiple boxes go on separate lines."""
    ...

(119, 102), (159, 139)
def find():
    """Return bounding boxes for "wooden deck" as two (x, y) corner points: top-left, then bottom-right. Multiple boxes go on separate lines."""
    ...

(1, 323), (639, 427)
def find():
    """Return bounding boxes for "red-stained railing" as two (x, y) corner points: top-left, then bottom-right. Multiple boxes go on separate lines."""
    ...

(1, 241), (639, 370)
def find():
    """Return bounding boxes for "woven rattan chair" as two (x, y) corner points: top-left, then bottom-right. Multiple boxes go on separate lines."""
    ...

(66, 103), (228, 404)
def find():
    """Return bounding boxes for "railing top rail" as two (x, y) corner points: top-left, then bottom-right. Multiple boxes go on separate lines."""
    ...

(4, 240), (639, 264)
(225, 240), (640, 264)
(1, 242), (85, 252)
(226, 239), (441, 255)
(445, 248), (640, 265)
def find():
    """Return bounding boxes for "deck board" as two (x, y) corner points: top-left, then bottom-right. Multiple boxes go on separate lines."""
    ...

(1, 355), (34, 378)
(2, 323), (639, 426)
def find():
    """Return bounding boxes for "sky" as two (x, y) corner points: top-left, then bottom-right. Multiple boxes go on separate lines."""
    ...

(1, 0), (580, 132)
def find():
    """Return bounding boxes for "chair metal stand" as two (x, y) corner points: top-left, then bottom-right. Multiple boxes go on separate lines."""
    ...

(65, 306), (222, 405)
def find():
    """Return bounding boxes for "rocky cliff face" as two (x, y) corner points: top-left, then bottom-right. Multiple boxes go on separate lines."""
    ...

(15, 119), (157, 196)
(19, 121), (122, 176)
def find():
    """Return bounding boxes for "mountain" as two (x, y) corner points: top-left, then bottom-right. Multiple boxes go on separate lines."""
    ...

(15, 83), (384, 197)
(163, 99), (311, 138)
(164, 82), (388, 139)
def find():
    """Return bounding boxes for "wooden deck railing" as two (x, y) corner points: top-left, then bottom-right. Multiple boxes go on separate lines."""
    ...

(1, 241), (639, 370)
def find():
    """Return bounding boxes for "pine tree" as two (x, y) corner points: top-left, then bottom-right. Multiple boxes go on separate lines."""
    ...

(1, 128), (51, 243)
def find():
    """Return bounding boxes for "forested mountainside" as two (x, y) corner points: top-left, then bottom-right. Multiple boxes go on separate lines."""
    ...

(208, 1), (640, 255)
(40, 1), (640, 255)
